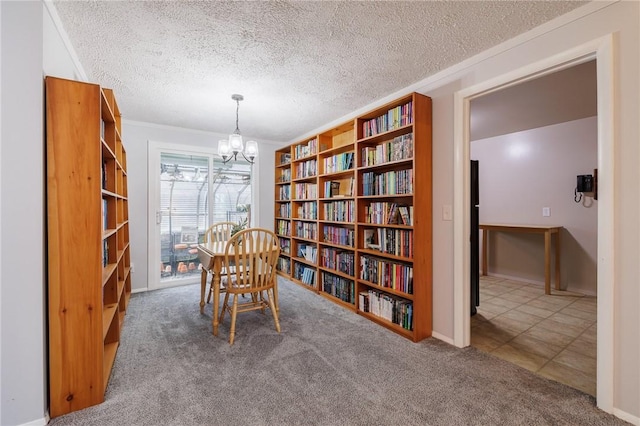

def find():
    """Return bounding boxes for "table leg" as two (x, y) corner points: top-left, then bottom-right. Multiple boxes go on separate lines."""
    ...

(481, 229), (488, 276)
(555, 230), (561, 291)
(199, 268), (207, 314)
(544, 231), (551, 295)
(212, 257), (222, 336)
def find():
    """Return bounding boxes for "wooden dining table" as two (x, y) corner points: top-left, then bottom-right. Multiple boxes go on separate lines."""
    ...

(197, 241), (280, 336)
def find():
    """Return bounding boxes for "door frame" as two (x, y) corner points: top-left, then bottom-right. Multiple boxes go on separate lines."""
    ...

(452, 34), (616, 411)
(147, 141), (219, 291)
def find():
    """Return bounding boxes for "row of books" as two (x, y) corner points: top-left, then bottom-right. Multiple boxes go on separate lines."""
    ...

(278, 168), (291, 182)
(294, 263), (316, 287)
(363, 201), (411, 225)
(277, 256), (291, 274)
(102, 240), (109, 267)
(320, 248), (355, 276)
(278, 152), (291, 165)
(295, 159), (317, 179)
(362, 101), (413, 138)
(101, 160), (108, 190)
(278, 184), (291, 201)
(359, 289), (413, 331)
(322, 225), (355, 247)
(364, 228), (413, 258)
(324, 177), (354, 198)
(296, 201), (317, 220)
(102, 199), (109, 230)
(361, 133), (414, 167)
(276, 219), (291, 237)
(279, 239), (291, 255)
(294, 221), (317, 240)
(322, 272), (355, 304)
(297, 243), (318, 263)
(294, 183), (317, 199)
(359, 254), (413, 294)
(293, 137), (318, 160)
(278, 203), (291, 218)
(361, 169), (413, 196)
(323, 152), (354, 174)
(322, 200), (355, 222)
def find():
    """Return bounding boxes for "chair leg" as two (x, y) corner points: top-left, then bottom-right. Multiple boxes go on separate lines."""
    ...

(273, 280), (279, 313)
(229, 294), (239, 345)
(267, 289), (281, 333)
(219, 291), (230, 324)
(206, 274), (213, 304)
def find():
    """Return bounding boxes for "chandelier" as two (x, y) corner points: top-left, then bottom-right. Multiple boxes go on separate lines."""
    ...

(217, 94), (258, 164)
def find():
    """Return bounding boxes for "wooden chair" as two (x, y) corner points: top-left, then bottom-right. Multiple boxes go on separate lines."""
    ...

(218, 228), (281, 345)
(204, 221), (235, 304)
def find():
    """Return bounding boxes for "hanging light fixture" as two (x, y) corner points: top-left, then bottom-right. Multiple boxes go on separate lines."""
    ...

(217, 94), (258, 164)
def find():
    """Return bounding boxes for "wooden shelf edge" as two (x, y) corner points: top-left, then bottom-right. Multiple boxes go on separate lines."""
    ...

(358, 248), (413, 263)
(292, 256), (317, 267)
(358, 279), (414, 300)
(357, 157), (413, 171)
(289, 278), (317, 292)
(102, 263), (117, 286)
(102, 341), (119, 391)
(318, 241), (355, 250)
(357, 310), (415, 340)
(102, 304), (118, 339)
(102, 228), (117, 239)
(318, 291), (356, 310)
(318, 266), (355, 281)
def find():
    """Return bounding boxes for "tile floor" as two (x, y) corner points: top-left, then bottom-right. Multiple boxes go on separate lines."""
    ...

(471, 275), (597, 396)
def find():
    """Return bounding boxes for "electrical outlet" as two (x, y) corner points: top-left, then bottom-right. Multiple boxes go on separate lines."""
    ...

(542, 207), (550, 217)
(131, 262), (135, 273)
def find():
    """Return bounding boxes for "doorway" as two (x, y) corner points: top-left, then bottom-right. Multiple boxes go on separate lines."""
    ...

(452, 35), (616, 410)
(147, 142), (253, 291)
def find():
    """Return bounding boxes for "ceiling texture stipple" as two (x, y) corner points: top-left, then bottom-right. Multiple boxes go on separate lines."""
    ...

(52, 1), (588, 143)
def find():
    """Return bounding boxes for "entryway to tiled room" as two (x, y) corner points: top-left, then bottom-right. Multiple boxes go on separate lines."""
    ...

(471, 276), (597, 395)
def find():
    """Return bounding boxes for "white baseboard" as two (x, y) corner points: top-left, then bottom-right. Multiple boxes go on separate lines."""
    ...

(612, 408), (640, 425)
(18, 413), (49, 426)
(431, 331), (455, 345)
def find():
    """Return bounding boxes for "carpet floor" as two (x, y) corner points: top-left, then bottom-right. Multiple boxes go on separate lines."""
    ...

(49, 278), (627, 425)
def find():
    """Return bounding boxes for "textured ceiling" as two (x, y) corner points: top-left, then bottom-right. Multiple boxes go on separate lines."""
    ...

(52, 1), (588, 143)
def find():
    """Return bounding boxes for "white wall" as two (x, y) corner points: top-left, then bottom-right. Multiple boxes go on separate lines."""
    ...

(409, 1), (638, 419)
(122, 120), (281, 292)
(472, 117), (598, 294)
(0, 2), (47, 425)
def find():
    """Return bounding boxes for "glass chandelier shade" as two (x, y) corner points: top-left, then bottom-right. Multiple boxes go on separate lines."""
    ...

(217, 94), (258, 164)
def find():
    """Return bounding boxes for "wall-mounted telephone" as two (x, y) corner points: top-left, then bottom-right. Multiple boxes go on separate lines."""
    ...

(577, 175), (593, 192)
(575, 170), (598, 202)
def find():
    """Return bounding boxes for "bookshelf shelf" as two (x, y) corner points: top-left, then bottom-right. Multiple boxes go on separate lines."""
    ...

(357, 158), (414, 171)
(274, 93), (431, 341)
(320, 291), (357, 310)
(46, 77), (132, 417)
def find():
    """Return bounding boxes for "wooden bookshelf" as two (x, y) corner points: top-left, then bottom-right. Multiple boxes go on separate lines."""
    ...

(275, 146), (293, 275)
(46, 76), (132, 417)
(274, 94), (431, 341)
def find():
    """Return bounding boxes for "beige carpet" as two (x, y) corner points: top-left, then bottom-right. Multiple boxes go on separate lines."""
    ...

(49, 278), (627, 426)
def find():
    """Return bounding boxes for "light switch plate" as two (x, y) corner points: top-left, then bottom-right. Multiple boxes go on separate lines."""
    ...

(443, 204), (453, 221)
(542, 207), (550, 217)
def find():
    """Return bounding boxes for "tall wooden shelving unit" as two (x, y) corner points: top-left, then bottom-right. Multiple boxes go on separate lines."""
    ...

(46, 76), (132, 417)
(275, 147), (293, 275)
(274, 93), (432, 341)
